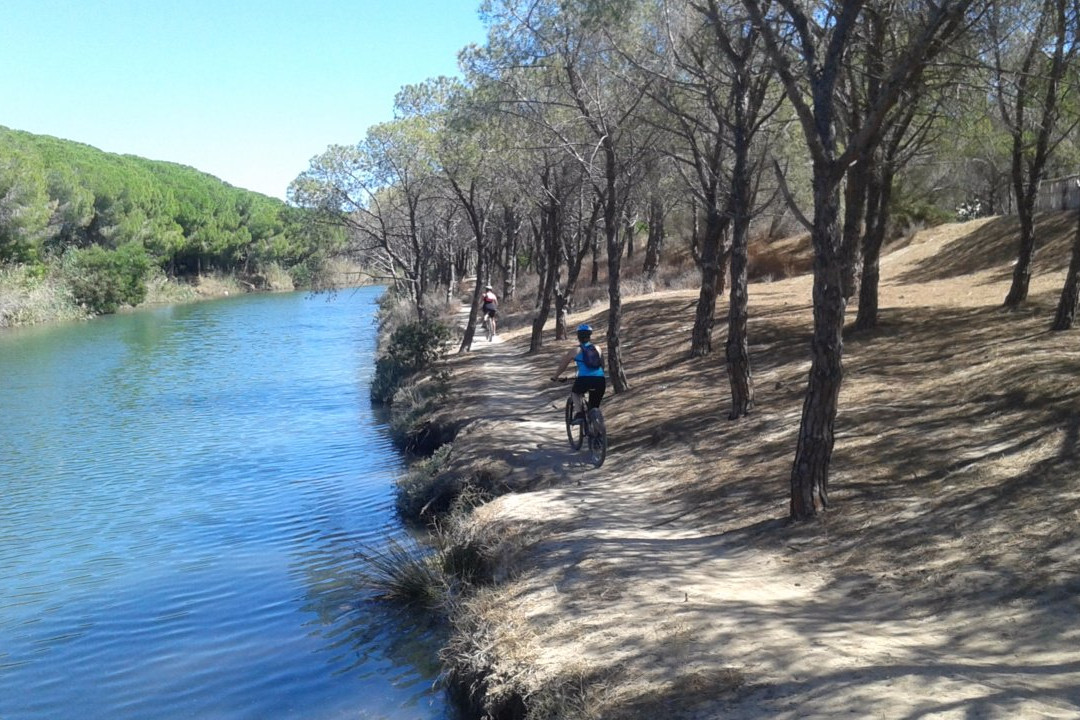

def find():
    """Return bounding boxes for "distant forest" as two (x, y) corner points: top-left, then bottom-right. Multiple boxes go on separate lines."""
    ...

(0, 126), (341, 299)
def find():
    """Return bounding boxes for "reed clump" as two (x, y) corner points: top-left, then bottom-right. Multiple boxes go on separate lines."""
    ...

(388, 371), (455, 453)
(354, 497), (513, 612)
(0, 264), (86, 327)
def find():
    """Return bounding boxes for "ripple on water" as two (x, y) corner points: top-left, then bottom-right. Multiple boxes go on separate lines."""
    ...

(0, 289), (451, 720)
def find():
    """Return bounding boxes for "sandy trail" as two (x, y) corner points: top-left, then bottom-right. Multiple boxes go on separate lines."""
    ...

(440, 221), (1080, 718)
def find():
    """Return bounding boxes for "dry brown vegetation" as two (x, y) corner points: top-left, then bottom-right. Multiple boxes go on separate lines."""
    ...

(434, 214), (1080, 719)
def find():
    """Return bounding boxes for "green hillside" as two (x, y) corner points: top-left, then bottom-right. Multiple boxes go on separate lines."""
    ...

(0, 126), (342, 317)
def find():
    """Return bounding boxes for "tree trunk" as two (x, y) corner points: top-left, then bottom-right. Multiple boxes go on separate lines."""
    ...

(726, 100), (754, 420)
(1052, 207), (1080, 330)
(606, 236), (629, 392)
(591, 236), (600, 285)
(556, 202), (597, 341)
(790, 171), (845, 521)
(642, 196), (664, 289)
(554, 284), (568, 340)
(690, 208), (730, 357)
(603, 145), (630, 393)
(501, 205), (518, 303)
(854, 164), (891, 331)
(726, 239), (753, 419)
(530, 204), (560, 353)
(1004, 191), (1037, 307)
(532, 221), (546, 313)
(446, 257), (456, 306)
(459, 255), (485, 353)
(841, 159), (868, 301)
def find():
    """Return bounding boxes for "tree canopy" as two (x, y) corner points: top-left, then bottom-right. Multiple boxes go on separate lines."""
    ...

(0, 126), (339, 283)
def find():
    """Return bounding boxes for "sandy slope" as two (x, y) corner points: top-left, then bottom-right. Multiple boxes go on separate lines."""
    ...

(438, 216), (1080, 719)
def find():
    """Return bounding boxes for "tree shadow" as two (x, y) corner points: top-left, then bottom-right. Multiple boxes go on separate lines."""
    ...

(444, 283), (1080, 717)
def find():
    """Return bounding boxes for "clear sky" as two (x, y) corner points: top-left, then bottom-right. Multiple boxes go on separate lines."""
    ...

(0, 0), (486, 199)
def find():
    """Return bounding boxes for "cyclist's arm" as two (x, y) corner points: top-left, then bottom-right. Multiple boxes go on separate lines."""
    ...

(551, 349), (577, 381)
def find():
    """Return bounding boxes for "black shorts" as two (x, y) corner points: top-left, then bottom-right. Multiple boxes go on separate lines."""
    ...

(483, 306), (497, 318)
(572, 375), (606, 409)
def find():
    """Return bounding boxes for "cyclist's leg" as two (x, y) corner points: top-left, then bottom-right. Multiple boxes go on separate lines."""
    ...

(584, 377), (606, 409)
(570, 378), (590, 422)
(571, 392), (586, 421)
(584, 378), (606, 436)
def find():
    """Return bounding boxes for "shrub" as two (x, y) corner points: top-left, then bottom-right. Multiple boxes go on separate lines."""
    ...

(388, 371), (452, 449)
(371, 318), (452, 404)
(143, 268), (199, 305)
(0, 263), (84, 327)
(63, 242), (150, 314)
(396, 443), (456, 522)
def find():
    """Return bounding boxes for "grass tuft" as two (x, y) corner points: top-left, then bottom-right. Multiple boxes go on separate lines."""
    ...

(355, 536), (448, 610)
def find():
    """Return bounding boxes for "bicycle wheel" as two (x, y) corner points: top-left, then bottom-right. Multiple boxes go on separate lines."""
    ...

(586, 408), (606, 467)
(565, 396), (583, 450)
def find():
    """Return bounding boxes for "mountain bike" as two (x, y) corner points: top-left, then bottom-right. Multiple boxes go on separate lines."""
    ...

(482, 313), (494, 342)
(556, 378), (607, 467)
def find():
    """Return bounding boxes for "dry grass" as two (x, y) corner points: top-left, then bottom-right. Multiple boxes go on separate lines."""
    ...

(0, 265), (87, 327)
(192, 271), (245, 298)
(747, 232), (813, 281)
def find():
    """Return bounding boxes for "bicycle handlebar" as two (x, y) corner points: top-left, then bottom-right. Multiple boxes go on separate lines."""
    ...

(551, 376), (571, 384)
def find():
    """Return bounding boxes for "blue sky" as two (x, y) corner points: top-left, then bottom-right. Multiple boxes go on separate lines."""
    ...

(0, 0), (486, 199)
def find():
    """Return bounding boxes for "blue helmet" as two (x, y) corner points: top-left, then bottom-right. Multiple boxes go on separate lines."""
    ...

(577, 324), (592, 333)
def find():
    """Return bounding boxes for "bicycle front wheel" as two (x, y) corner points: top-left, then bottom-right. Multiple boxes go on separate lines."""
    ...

(565, 396), (583, 450)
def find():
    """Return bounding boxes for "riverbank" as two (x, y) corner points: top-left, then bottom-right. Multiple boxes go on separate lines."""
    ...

(431, 215), (1080, 718)
(0, 260), (370, 329)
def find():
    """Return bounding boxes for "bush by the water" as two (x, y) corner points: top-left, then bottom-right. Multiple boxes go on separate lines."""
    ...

(63, 243), (150, 314)
(354, 505), (503, 612)
(396, 443), (456, 521)
(370, 318), (451, 404)
(0, 264), (85, 327)
(389, 372), (454, 451)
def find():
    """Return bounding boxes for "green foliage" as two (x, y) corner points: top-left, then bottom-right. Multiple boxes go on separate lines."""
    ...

(370, 318), (452, 404)
(889, 181), (954, 235)
(0, 125), (334, 288)
(63, 242), (151, 314)
(0, 148), (51, 264)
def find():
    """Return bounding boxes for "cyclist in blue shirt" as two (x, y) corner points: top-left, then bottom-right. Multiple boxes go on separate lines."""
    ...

(551, 324), (606, 423)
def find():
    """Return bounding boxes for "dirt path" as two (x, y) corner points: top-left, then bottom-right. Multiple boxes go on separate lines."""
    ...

(440, 221), (1080, 718)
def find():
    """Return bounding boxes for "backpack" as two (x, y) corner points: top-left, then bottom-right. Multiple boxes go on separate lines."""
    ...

(581, 343), (603, 369)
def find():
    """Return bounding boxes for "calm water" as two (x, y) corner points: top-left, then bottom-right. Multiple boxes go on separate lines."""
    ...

(0, 288), (452, 720)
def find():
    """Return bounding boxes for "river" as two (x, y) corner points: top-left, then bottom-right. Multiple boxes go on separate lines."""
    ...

(0, 287), (453, 719)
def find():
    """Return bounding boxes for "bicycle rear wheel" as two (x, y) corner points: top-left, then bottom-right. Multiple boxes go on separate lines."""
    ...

(587, 408), (606, 467)
(565, 396), (583, 450)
